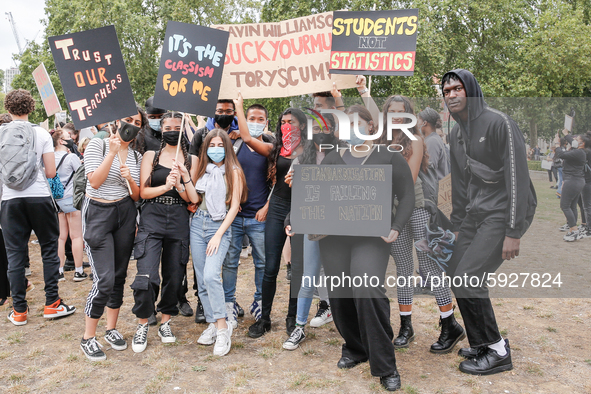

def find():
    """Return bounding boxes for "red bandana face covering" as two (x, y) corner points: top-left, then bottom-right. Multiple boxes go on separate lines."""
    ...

(280, 123), (301, 157)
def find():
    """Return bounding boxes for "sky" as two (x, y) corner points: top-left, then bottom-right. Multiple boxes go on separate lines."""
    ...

(1, 0), (46, 72)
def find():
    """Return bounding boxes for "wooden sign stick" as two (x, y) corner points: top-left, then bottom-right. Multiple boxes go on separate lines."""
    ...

(118, 151), (133, 195)
(175, 112), (187, 162)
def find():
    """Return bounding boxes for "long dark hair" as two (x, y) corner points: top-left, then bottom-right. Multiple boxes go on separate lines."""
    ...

(380, 95), (429, 173)
(195, 128), (248, 206)
(268, 108), (308, 183)
(130, 103), (148, 155)
(145, 112), (192, 187)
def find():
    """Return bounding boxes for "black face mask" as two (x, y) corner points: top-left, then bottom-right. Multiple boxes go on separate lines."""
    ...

(214, 114), (234, 129)
(64, 139), (76, 151)
(162, 130), (180, 146)
(119, 120), (141, 142)
(312, 133), (333, 146)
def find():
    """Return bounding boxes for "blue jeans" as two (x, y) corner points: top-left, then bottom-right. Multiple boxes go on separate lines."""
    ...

(296, 237), (323, 325)
(557, 167), (564, 194)
(223, 216), (266, 303)
(190, 209), (231, 323)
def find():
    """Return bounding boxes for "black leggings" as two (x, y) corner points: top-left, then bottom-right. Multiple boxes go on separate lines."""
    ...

(0, 229), (11, 299)
(560, 177), (585, 228)
(582, 183), (591, 228)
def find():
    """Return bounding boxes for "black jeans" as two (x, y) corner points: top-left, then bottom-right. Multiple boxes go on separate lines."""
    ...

(288, 234), (304, 317)
(446, 213), (505, 348)
(131, 202), (190, 319)
(82, 197), (137, 319)
(0, 228), (9, 299)
(1, 197), (61, 312)
(560, 176), (585, 228)
(261, 194), (291, 321)
(319, 235), (397, 377)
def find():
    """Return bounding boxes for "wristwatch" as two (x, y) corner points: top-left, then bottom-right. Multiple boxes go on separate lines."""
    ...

(176, 185), (186, 193)
(358, 88), (369, 95)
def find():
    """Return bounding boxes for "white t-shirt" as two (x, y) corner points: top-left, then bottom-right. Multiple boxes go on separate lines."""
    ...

(54, 151), (81, 199)
(1, 122), (54, 201)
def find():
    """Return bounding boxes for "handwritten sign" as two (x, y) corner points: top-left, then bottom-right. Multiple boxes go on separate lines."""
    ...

(212, 12), (357, 99)
(330, 9), (419, 76)
(48, 25), (137, 129)
(32, 63), (62, 117)
(437, 174), (452, 219)
(291, 165), (392, 237)
(153, 22), (229, 115)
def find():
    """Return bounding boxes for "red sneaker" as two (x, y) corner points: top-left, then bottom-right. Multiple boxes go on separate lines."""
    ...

(44, 299), (76, 319)
(8, 308), (28, 326)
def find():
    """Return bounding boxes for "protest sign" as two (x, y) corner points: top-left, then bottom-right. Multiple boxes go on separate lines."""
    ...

(212, 12), (357, 99)
(291, 165), (392, 237)
(438, 173), (452, 219)
(32, 63), (62, 117)
(564, 114), (573, 131)
(330, 9), (419, 76)
(48, 25), (137, 129)
(153, 22), (229, 115)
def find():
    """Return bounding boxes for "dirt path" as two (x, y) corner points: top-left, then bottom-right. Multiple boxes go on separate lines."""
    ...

(1, 177), (590, 394)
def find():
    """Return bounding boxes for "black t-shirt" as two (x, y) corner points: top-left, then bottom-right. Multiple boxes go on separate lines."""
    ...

(273, 156), (292, 200)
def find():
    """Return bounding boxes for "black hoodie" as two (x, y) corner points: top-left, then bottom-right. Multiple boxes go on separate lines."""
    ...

(442, 69), (535, 239)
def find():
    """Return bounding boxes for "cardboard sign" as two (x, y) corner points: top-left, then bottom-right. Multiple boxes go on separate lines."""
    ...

(564, 115), (573, 131)
(32, 63), (62, 117)
(437, 174), (452, 219)
(291, 165), (392, 237)
(330, 9), (419, 76)
(212, 12), (357, 99)
(153, 22), (229, 115)
(48, 25), (138, 129)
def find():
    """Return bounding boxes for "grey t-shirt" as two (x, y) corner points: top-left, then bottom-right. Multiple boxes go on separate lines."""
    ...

(54, 151), (82, 199)
(425, 132), (449, 181)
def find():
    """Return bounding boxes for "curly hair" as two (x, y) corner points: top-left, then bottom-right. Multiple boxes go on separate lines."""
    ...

(4, 89), (35, 116)
(0, 113), (12, 126)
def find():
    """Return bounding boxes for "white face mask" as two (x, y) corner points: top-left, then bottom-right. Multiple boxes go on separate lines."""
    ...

(571, 139), (579, 149)
(247, 122), (265, 138)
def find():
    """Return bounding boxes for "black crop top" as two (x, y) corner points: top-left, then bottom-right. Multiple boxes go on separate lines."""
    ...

(151, 163), (181, 198)
(273, 155), (293, 200)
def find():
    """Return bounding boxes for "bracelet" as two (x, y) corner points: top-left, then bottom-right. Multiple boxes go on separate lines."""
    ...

(358, 88), (369, 95)
(336, 105), (345, 108)
(182, 177), (192, 185)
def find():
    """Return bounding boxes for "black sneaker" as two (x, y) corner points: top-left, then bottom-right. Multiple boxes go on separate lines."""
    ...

(58, 272), (65, 282)
(104, 328), (127, 350)
(459, 340), (512, 375)
(178, 301), (194, 317)
(194, 300), (206, 324)
(73, 271), (88, 282)
(286, 263), (292, 281)
(234, 302), (245, 318)
(64, 260), (75, 272)
(248, 318), (271, 338)
(283, 325), (306, 350)
(80, 337), (106, 361)
(158, 320), (176, 343)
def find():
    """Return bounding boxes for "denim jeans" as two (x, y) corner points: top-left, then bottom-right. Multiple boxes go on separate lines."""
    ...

(557, 167), (564, 194)
(190, 209), (231, 323)
(296, 237), (323, 325)
(223, 215), (266, 303)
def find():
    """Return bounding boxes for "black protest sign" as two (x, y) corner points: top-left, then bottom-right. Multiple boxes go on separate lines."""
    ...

(48, 25), (137, 129)
(329, 9), (419, 76)
(291, 165), (392, 237)
(153, 22), (229, 115)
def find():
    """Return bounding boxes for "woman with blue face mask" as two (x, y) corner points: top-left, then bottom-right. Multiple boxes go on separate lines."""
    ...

(189, 129), (247, 356)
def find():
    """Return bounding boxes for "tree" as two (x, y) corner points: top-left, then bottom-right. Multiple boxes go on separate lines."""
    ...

(0, 69), (4, 92)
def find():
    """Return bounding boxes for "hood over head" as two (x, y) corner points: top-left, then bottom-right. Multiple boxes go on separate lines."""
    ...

(441, 69), (487, 122)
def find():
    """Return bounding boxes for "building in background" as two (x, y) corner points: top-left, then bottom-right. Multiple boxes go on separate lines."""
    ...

(4, 67), (20, 93)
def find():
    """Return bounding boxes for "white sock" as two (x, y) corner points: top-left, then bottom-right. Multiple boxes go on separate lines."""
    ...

(488, 338), (507, 356)
(75, 266), (83, 274)
(58, 267), (64, 274)
(400, 311), (412, 316)
(440, 309), (454, 319)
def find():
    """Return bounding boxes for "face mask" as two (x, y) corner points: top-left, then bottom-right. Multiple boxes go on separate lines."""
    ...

(162, 130), (180, 146)
(207, 146), (225, 163)
(247, 122), (265, 138)
(571, 139), (579, 149)
(214, 114), (234, 129)
(118, 120), (141, 142)
(280, 123), (301, 157)
(348, 125), (367, 146)
(312, 133), (333, 146)
(148, 119), (161, 132)
(64, 139), (76, 151)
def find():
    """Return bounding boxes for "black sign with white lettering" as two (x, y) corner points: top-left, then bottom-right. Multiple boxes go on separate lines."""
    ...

(291, 165), (392, 237)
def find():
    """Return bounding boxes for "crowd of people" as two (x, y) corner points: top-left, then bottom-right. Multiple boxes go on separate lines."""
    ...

(0, 69), (536, 391)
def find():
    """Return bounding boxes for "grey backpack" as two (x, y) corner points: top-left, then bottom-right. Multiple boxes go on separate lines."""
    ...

(0, 121), (39, 191)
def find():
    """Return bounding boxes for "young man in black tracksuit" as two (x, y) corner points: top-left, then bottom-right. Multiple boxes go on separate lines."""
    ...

(442, 69), (536, 375)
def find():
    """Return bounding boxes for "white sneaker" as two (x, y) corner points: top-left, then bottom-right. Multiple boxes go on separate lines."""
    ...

(158, 320), (176, 343)
(558, 223), (570, 232)
(225, 302), (238, 329)
(310, 301), (333, 328)
(283, 325), (306, 350)
(213, 324), (233, 356)
(132, 323), (149, 353)
(198, 323), (217, 345)
(564, 230), (579, 242)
